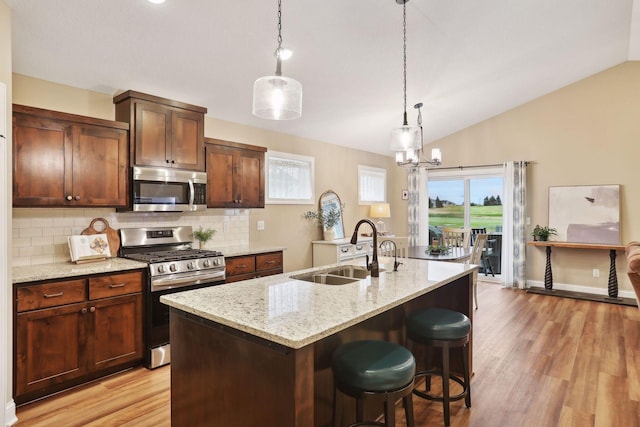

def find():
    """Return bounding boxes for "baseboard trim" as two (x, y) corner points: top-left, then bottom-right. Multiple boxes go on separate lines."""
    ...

(5, 399), (17, 426)
(527, 280), (638, 307)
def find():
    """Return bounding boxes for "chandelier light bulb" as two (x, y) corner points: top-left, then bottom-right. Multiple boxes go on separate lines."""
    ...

(275, 47), (293, 60)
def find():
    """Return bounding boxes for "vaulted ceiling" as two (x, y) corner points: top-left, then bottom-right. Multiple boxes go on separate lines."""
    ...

(6, 0), (640, 156)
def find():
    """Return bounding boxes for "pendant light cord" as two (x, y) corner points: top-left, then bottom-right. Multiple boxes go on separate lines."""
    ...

(275, 0), (283, 76)
(402, 1), (408, 126)
(277, 0), (283, 50)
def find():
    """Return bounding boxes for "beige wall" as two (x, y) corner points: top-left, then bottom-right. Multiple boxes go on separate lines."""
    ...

(12, 74), (400, 272)
(430, 61), (640, 295)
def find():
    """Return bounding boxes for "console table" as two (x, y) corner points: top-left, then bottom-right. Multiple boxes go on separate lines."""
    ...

(528, 241), (630, 303)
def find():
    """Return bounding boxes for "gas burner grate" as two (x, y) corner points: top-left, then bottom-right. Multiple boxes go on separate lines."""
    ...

(124, 249), (223, 263)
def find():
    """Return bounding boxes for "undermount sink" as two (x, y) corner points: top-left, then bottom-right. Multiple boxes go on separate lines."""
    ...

(291, 265), (385, 285)
(291, 273), (360, 285)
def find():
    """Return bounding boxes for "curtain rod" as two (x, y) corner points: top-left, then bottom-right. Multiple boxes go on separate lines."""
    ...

(425, 161), (531, 171)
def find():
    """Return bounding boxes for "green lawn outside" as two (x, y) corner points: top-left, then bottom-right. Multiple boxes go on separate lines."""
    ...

(429, 205), (503, 232)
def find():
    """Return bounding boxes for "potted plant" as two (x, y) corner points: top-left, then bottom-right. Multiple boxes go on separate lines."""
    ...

(304, 207), (342, 241)
(531, 225), (557, 241)
(426, 244), (450, 255)
(193, 226), (216, 249)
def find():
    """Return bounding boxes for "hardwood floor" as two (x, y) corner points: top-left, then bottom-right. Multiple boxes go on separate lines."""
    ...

(15, 281), (640, 427)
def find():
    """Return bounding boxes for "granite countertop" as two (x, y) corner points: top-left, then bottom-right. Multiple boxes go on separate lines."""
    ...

(223, 246), (287, 257)
(161, 258), (476, 349)
(12, 258), (148, 284)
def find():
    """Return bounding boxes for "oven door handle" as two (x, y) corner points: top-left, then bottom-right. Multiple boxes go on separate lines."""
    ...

(151, 270), (226, 292)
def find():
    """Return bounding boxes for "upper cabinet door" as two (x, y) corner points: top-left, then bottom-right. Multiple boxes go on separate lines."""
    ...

(71, 124), (128, 206)
(170, 108), (204, 171)
(13, 114), (72, 206)
(134, 101), (171, 168)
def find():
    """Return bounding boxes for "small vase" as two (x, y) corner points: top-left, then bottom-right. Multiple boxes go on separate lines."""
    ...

(539, 236), (548, 242)
(324, 227), (335, 241)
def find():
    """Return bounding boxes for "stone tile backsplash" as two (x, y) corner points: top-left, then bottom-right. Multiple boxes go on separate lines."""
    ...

(12, 208), (249, 266)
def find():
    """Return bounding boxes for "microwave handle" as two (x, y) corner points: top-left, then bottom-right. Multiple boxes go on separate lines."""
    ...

(188, 179), (195, 208)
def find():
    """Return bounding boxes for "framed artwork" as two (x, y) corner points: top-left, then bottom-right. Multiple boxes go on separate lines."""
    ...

(548, 184), (620, 244)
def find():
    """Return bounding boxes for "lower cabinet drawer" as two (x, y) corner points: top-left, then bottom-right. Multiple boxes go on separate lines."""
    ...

(89, 271), (143, 299)
(226, 256), (256, 277)
(256, 252), (283, 272)
(16, 279), (87, 312)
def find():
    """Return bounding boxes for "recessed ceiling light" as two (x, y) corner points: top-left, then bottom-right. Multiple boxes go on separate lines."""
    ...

(147, 0), (166, 4)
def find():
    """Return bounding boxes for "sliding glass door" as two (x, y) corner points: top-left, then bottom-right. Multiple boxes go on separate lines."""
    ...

(423, 167), (504, 279)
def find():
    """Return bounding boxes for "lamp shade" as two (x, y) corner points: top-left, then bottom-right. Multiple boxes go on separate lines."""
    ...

(369, 203), (391, 218)
(390, 124), (421, 152)
(252, 75), (302, 120)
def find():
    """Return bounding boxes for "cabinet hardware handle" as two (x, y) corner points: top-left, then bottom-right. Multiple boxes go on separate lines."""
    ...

(265, 260), (275, 264)
(356, 245), (363, 250)
(66, 195), (73, 201)
(90, 307), (96, 313)
(341, 248), (349, 253)
(109, 283), (126, 288)
(81, 308), (87, 314)
(166, 159), (170, 163)
(44, 292), (64, 298)
(171, 160), (175, 164)
(235, 264), (246, 268)
(74, 195), (80, 201)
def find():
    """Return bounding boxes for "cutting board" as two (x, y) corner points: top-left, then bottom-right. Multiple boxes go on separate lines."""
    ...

(81, 218), (120, 256)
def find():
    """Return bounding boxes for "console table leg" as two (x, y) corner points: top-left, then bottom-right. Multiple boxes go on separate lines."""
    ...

(544, 246), (553, 290)
(608, 250), (618, 298)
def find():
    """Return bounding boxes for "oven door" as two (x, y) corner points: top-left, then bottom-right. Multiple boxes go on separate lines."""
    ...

(146, 273), (225, 369)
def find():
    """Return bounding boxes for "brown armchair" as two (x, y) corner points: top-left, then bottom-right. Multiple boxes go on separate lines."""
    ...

(626, 241), (640, 308)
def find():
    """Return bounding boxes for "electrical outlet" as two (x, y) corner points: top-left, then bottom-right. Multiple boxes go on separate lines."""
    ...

(592, 269), (600, 278)
(257, 220), (265, 231)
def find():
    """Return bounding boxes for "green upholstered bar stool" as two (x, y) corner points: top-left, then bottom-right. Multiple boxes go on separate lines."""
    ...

(331, 340), (416, 427)
(406, 308), (471, 426)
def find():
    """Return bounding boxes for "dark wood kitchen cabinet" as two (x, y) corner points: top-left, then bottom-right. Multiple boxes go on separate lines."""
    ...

(205, 138), (266, 208)
(225, 251), (283, 283)
(114, 90), (207, 171)
(12, 105), (129, 207)
(14, 271), (144, 404)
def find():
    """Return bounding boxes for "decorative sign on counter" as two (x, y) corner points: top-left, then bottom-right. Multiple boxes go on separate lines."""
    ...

(67, 234), (111, 263)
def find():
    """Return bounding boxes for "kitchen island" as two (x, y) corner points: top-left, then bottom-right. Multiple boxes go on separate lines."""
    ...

(161, 258), (476, 426)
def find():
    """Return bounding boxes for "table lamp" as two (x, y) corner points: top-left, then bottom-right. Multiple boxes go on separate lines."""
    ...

(369, 203), (391, 235)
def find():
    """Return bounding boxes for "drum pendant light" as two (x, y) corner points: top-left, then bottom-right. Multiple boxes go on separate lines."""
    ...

(252, 0), (302, 120)
(390, 0), (420, 159)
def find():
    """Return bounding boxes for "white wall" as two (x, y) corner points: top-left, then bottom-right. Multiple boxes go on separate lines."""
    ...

(1, 0), (15, 424)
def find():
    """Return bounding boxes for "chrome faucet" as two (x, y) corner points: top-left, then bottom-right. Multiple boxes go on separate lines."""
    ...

(350, 219), (379, 277)
(379, 239), (402, 272)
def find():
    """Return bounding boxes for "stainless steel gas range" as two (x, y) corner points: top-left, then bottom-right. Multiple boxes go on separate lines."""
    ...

(119, 226), (226, 369)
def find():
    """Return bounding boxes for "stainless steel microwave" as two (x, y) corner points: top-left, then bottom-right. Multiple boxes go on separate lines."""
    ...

(131, 166), (207, 212)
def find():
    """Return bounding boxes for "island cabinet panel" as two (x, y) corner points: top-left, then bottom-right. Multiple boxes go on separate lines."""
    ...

(14, 270), (145, 404)
(114, 90), (207, 171)
(170, 310), (315, 427)
(205, 138), (266, 208)
(12, 105), (129, 207)
(225, 251), (283, 283)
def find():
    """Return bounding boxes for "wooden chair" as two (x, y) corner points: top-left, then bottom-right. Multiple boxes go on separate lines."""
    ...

(471, 228), (497, 276)
(469, 234), (488, 309)
(442, 227), (471, 249)
(379, 236), (409, 258)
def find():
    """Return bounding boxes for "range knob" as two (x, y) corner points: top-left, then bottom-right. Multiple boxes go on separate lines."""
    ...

(158, 265), (166, 274)
(169, 264), (177, 272)
(203, 259), (211, 267)
(186, 262), (195, 270)
(213, 258), (220, 266)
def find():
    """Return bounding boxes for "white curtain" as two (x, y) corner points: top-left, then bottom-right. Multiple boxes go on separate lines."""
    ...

(502, 161), (528, 288)
(407, 167), (420, 246)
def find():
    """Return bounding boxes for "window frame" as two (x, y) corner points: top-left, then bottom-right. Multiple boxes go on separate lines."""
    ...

(358, 165), (387, 205)
(265, 150), (315, 205)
